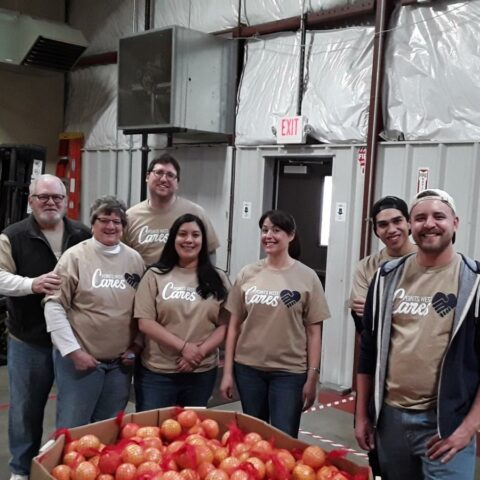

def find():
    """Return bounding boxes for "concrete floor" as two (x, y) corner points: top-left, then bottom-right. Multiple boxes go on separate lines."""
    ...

(0, 365), (478, 479)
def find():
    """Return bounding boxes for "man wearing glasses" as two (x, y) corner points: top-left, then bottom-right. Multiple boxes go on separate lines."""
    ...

(0, 174), (90, 480)
(124, 153), (219, 266)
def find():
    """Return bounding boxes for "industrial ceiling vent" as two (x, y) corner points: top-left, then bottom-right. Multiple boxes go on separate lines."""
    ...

(0, 9), (88, 72)
(118, 26), (237, 138)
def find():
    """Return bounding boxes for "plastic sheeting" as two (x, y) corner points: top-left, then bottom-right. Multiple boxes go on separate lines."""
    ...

(243, 0), (305, 24)
(243, 0), (353, 25)
(383, 1), (480, 141)
(65, 65), (167, 149)
(236, 27), (373, 145)
(302, 26), (373, 143)
(152, 0), (354, 32)
(153, 0), (242, 32)
(69, 0), (144, 56)
(235, 33), (302, 145)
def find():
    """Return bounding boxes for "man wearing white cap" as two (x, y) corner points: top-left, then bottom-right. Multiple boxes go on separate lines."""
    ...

(355, 189), (480, 479)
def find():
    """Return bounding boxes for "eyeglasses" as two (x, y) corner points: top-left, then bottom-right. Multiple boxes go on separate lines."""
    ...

(96, 217), (123, 226)
(150, 169), (177, 180)
(31, 194), (66, 204)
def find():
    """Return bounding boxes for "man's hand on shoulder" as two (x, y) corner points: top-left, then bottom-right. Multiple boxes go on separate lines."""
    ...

(32, 271), (61, 295)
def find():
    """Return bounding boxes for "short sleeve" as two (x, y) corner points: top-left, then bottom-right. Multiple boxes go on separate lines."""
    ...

(303, 273), (331, 324)
(134, 269), (160, 321)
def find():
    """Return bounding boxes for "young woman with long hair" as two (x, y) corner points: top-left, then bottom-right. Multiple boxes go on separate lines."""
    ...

(134, 213), (229, 410)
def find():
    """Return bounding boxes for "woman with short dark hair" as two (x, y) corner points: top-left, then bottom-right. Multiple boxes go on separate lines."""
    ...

(44, 195), (144, 428)
(134, 213), (229, 410)
(220, 209), (330, 438)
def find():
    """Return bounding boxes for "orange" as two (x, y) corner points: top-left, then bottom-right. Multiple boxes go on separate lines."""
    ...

(51, 464), (71, 480)
(177, 410), (199, 429)
(302, 446), (326, 470)
(292, 463), (316, 480)
(161, 419), (183, 441)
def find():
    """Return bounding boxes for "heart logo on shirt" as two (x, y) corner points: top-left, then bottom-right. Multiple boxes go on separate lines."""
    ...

(432, 292), (457, 317)
(280, 289), (301, 308)
(124, 273), (141, 288)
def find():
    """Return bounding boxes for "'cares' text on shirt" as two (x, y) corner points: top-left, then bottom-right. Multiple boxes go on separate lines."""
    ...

(162, 282), (197, 302)
(91, 269), (126, 289)
(138, 226), (169, 244)
(392, 288), (431, 316)
(245, 286), (279, 306)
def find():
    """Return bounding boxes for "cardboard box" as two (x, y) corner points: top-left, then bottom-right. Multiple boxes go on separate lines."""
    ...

(31, 407), (371, 479)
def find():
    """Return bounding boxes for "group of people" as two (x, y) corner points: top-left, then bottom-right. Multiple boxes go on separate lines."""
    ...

(350, 191), (480, 480)
(2, 150), (480, 480)
(0, 153), (330, 480)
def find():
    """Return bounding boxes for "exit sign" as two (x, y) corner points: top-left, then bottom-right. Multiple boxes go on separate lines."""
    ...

(276, 115), (307, 144)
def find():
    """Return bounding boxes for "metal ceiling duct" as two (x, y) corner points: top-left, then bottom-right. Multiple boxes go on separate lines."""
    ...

(0, 9), (88, 72)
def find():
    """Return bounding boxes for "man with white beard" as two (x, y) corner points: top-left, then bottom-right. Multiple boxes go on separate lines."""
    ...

(0, 174), (90, 480)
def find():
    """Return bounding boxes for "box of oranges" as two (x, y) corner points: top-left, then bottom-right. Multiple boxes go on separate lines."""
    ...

(31, 407), (371, 480)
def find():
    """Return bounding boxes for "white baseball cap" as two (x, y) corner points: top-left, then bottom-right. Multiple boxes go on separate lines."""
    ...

(409, 189), (457, 215)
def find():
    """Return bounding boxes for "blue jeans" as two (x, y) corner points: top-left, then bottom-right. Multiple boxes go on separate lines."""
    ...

(134, 363), (217, 411)
(53, 349), (133, 428)
(376, 403), (476, 480)
(233, 362), (306, 438)
(8, 336), (54, 476)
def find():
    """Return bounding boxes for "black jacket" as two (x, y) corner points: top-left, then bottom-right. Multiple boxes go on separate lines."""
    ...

(3, 215), (90, 346)
(359, 253), (480, 438)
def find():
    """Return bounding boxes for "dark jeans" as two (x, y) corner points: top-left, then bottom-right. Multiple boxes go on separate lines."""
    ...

(134, 363), (217, 411)
(234, 362), (306, 438)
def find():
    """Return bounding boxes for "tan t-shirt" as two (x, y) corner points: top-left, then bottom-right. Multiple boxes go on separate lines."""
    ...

(385, 254), (460, 410)
(349, 249), (394, 308)
(46, 239), (145, 359)
(227, 259), (331, 373)
(124, 198), (220, 266)
(134, 266), (230, 373)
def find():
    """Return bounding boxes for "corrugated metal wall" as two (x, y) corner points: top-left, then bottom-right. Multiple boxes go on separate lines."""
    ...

(81, 146), (232, 271)
(80, 141), (480, 389)
(377, 142), (480, 259)
(232, 145), (364, 389)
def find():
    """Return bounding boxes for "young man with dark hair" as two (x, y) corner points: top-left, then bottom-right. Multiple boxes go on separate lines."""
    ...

(349, 196), (416, 331)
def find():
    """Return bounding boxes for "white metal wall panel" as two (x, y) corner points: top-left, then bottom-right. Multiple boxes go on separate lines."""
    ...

(233, 145), (366, 389)
(156, 146), (232, 271)
(79, 141), (480, 392)
(81, 146), (231, 271)
(377, 142), (480, 260)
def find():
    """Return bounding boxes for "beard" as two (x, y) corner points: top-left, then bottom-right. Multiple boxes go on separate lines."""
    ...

(34, 210), (64, 228)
